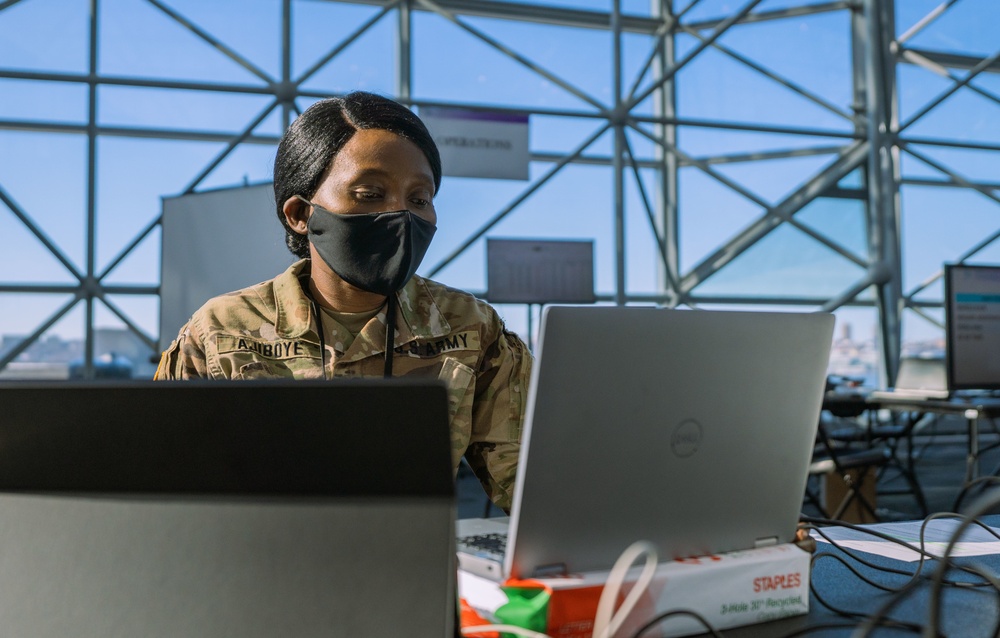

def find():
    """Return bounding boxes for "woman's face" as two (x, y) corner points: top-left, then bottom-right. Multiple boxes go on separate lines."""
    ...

(310, 128), (437, 225)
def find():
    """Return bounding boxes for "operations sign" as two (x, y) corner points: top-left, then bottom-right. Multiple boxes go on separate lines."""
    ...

(420, 106), (529, 180)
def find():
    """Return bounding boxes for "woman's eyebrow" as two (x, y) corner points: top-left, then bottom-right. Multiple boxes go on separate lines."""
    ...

(351, 167), (434, 186)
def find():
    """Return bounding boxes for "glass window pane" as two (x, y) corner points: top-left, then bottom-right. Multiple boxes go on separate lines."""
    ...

(713, 9), (852, 110)
(99, 0), (268, 84)
(678, 165), (763, 273)
(0, 79), (88, 124)
(829, 306), (880, 385)
(531, 115), (613, 157)
(0, 298), (84, 379)
(679, 127), (847, 158)
(795, 197), (868, 261)
(0, 131), (88, 275)
(676, 35), (852, 132)
(96, 137), (226, 274)
(901, 144), (1000, 185)
(95, 297), (160, 378)
(413, 12), (609, 111)
(195, 144), (281, 192)
(902, 0), (999, 59)
(626, 166), (668, 294)
(901, 307), (945, 359)
(156, 0), (282, 79)
(0, 0), (89, 74)
(430, 164), (615, 294)
(838, 169), (863, 189)
(901, 185), (1000, 294)
(709, 153), (842, 205)
(97, 86), (276, 133)
(902, 86), (1000, 147)
(295, 3), (395, 95)
(692, 224), (867, 298)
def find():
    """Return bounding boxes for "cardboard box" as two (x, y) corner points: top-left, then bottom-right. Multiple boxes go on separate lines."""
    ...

(459, 544), (810, 637)
(823, 466), (879, 524)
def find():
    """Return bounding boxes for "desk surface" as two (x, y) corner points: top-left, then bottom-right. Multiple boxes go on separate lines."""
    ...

(703, 516), (1000, 637)
(825, 390), (1000, 415)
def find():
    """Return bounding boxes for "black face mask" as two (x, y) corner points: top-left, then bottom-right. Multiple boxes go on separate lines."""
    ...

(302, 198), (437, 296)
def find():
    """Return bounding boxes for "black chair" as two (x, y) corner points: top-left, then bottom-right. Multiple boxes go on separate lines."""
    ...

(806, 416), (893, 522)
(825, 403), (929, 518)
(817, 388), (929, 519)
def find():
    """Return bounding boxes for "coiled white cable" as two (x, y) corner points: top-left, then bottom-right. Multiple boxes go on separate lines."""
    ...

(462, 539), (660, 638)
(460, 623), (553, 637)
(592, 540), (660, 638)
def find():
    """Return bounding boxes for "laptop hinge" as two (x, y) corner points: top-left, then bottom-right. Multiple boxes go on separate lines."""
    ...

(754, 536), (779, 548)
(532, 563), (568, 578)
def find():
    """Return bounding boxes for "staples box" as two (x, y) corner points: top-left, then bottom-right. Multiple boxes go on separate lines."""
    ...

(459, 544), (810, 638)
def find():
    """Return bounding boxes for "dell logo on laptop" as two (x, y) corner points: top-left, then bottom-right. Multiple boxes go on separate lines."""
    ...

(671, 419), (702, 457)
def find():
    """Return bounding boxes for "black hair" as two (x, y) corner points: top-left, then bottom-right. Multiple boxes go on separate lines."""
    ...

(272, 91), (443, 258)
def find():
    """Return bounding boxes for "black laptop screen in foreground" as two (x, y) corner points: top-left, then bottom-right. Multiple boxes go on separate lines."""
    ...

(0, 378), (453, 496)
(945, 263), (1000, 392)
(0, 379), (456, 638)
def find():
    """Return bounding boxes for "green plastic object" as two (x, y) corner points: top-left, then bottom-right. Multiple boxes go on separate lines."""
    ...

(494, 586), (550, 635)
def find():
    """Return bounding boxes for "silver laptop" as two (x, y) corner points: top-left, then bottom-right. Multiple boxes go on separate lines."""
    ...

(0, 379), (455, 637)
(458, 306), (835, 581)
(869, 356), (949, 400)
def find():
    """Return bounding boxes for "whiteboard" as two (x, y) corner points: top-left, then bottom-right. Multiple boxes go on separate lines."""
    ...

(159, 183), (296, 350)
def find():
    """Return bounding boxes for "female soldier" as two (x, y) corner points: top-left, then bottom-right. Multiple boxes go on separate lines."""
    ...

(156, 91), (532, 511)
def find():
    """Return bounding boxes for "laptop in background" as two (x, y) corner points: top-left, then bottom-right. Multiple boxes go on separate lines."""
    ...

(869, 356), (949, 400)
(0, 379), (455, 638)
(458, 306), (835, 581)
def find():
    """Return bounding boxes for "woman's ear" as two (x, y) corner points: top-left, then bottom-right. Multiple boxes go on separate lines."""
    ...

(282, 196), (310, 235)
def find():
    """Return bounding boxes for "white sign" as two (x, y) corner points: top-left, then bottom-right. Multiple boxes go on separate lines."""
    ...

(420, 106), (529, 180)
(160, 184), (294, 350)
(486, 238), (595, 304)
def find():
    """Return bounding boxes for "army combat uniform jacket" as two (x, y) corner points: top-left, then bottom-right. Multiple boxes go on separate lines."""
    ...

(156, 259), (532, 510)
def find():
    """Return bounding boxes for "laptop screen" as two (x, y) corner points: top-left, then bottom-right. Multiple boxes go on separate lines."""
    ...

(0, 379), (455, 637)
(894, 357), (947, 393)
(505, 306), (835, 579)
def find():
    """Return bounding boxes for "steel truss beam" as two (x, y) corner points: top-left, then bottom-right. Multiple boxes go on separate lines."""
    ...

(0, 0), (997, 384)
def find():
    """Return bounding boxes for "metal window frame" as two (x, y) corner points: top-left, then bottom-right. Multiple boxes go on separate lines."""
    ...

(0, 0), (997, 385)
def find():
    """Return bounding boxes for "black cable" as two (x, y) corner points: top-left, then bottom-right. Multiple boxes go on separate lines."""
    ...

(311, 299), (328, 379)
(850, 576), (929, 638)
(807, 524), (929, 589)
(804, 516), (997, 589)
(953, 477), (1000, 513)
(802, 514), (1000, 638)
(778, 622), (882, 637)
(630, 609), (724, 638)
(924, 497), (1000, 638)
(806, 536), (926, 634)
(808, 554), (926, 635)
(811, 552), (905, 594)
(383, 293), (396, 378)
(845, 510), (1000, 638)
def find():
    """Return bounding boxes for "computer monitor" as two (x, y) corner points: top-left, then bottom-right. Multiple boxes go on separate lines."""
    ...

(944, 263), (1000, 392)
(0, 379), (456, 637)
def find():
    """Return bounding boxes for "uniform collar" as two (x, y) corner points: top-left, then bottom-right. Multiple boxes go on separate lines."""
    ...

(273, 260), (452, 348)
(274, 259), (316, 339)
(393, 275), (452, 346)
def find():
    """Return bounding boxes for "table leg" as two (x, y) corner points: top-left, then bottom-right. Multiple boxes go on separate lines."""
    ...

(965, 408), (981, 483)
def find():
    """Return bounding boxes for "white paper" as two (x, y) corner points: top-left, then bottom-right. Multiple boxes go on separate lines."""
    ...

(812, 519), (1000, 562)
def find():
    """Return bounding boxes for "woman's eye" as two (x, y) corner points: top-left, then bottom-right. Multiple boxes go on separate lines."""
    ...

(355, 190), (382, 200)
(410, 197), (431, 208)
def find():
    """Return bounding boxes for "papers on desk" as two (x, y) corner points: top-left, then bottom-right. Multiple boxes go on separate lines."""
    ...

(813, 519), (1000, 562)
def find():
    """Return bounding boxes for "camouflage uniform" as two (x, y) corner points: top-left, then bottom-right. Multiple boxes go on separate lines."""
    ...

(156, 259), (532, 510)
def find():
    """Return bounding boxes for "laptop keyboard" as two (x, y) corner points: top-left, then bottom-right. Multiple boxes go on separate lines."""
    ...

(458, 532), (507, 558)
